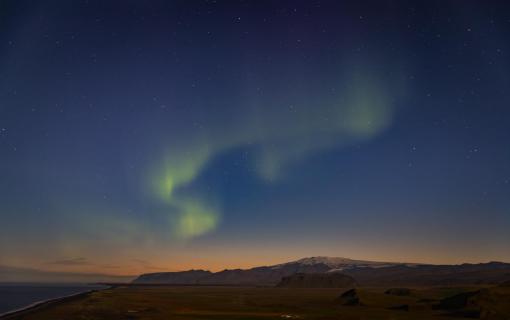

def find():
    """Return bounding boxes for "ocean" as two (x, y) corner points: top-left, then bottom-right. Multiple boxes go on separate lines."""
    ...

(0, 283), (106, 316)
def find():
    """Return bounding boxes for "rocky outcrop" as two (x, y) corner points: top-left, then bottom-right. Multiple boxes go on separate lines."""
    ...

(433, 289), (505, 319)
(336, 288), (362, 306)
(435, 290), (481, 310)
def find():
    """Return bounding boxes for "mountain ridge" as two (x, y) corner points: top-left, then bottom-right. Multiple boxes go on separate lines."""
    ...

(133, 256), (510, 286)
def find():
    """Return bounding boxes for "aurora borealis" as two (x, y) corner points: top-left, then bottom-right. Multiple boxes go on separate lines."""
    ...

(150, 64), (399, 240)
(1, 1), (510, 275)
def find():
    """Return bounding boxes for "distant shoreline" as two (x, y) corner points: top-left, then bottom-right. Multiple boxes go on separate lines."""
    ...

(0, 286), (109, 319)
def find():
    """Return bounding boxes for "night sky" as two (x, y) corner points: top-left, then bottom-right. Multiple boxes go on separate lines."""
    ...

(1, 1), (510, 274)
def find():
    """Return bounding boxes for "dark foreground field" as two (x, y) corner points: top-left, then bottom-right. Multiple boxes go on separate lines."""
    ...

(4, 285), (510, 320)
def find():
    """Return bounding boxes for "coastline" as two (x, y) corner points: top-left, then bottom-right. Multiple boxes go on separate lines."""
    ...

(0, 286), (109, 319)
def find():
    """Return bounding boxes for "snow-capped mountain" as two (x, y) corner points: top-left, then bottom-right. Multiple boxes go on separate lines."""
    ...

(275, 256), (402, 271)
(132, 257), (510, 286)
(133, 256), (408, 285)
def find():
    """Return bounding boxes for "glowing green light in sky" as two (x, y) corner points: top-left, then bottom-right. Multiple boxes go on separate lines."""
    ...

(173, 201), (220, 239)
(149, 65), (402, 240)
(154, 147), (211, 201)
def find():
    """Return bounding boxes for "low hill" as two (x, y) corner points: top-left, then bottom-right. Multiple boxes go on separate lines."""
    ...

(133, 270), (211, 285)
(342, 261), (510, 286)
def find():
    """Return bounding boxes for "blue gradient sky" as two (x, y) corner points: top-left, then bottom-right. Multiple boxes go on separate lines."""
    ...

(1, 1), (509, 274)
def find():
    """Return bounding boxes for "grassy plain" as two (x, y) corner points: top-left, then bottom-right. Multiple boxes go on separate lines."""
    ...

(6, 285), (510, 320)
